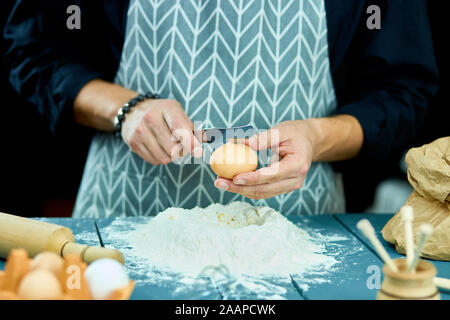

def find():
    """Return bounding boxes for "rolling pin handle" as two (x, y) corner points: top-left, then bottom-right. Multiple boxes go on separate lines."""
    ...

(84, 246), (125, 265)
(62, 242), (124, 265)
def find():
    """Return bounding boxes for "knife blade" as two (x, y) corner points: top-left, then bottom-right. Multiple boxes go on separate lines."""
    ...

(202, 125), (256, 144)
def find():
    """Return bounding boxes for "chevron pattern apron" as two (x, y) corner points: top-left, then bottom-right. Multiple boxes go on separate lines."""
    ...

(73, 0), (345, 218)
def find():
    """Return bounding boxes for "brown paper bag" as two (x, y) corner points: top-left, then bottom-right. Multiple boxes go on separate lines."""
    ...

(382, 137), (450, 261)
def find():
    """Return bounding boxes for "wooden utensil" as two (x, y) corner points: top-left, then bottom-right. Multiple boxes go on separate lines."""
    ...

(357, 219), (399, 272)
(0, 212), (123, 264)
(377, 258), (440, 300)
(408, 224), (433, 273)
(434, 277), (450, 291)
(401, 206), (415, 269)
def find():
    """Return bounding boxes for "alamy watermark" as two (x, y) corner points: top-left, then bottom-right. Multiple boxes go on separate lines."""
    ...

(367, 5), (381, 30)
(65, 264), (82, 290)
(66, 5), (81, 30)
(366, 265), (382, 290)
(66, 4), (382, 31)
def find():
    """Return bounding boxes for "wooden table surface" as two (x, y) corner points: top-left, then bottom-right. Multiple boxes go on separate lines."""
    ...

(1, 214), (449, 300)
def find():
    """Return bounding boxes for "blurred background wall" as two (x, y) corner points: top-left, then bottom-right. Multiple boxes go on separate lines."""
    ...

(0, 0), (448, 217)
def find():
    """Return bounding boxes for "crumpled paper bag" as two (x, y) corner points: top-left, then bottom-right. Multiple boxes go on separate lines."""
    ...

(382, 137), (450, 261)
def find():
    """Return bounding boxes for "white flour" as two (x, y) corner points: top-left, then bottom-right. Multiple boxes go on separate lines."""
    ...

(125, 202), (337, 277)
(97, 202), (368, 299)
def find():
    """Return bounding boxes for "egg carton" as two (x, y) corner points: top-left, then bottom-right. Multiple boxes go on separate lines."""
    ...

(0, 248), (134, 300)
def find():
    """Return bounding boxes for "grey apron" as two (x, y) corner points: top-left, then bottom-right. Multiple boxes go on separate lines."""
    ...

(73, 0), (345, 218)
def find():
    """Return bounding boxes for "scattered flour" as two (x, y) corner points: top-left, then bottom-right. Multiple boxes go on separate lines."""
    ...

(125, 202), (337, 277)
(96, 202), (366, 299)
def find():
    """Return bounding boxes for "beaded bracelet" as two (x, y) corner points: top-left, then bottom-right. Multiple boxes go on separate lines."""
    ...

(113, 92), (160, 138)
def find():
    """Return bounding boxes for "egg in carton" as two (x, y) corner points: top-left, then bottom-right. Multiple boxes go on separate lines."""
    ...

(0, 248), (134, 300)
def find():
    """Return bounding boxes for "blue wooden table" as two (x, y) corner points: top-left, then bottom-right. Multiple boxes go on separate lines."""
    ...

(1, 215), (449, 300)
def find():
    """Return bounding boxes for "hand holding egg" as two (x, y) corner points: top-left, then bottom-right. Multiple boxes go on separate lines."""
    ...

(214, 121), (314, 200)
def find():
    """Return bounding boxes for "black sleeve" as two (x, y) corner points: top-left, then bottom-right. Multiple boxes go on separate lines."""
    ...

(332, 0), (439, 164)
(3, 0), (123, 134)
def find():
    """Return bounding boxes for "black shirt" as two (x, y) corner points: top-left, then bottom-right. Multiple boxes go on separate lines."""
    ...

(3, 0), (438, 166)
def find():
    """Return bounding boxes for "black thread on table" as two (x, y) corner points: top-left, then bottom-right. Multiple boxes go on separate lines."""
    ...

(94, 220), (105, 247)
(208, 276), (225, 300)
(289, 274), (308, 300)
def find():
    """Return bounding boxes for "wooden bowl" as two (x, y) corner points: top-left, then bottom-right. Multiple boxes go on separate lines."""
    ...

(378, 258), (440, 300)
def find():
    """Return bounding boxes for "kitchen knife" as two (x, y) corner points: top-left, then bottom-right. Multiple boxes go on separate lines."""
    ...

(202, 125), (256, 144)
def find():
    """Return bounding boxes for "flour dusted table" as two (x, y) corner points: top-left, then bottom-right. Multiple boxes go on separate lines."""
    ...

(1, 215), (449, 300)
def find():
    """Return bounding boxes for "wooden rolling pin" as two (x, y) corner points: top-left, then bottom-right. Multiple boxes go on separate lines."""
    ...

(0, 212), (124, 264)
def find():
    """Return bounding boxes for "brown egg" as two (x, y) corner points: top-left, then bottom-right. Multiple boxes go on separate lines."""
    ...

(18, 270), (62, 300)
(30, 252), (64, 276)
(210, 142), (258, 179)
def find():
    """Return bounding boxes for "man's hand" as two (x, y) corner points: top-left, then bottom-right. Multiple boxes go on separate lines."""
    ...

(214, 121), (314, 199)
(214, 115), (363, 199)
(74, 80), (203, 166)
(121, 99), (203, 165)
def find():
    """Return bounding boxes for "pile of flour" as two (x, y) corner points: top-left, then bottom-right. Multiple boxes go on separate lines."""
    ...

(125, 202), (337, 277)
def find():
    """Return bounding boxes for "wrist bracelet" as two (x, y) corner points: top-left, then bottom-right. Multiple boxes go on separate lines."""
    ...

(113, 92), (160, 138)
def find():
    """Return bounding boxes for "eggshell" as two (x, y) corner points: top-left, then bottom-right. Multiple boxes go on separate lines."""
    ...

(84, 258), (129, 300)
(30, 252), (64, 276)
(210, 142), (258, 179)
(18, 270), (62, 300)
